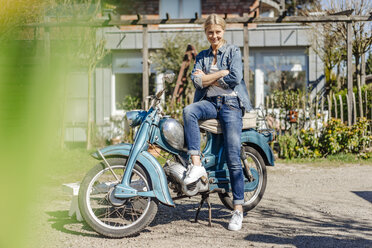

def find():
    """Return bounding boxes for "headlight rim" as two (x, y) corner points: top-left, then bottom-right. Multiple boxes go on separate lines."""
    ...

(125, 110), (147, 128)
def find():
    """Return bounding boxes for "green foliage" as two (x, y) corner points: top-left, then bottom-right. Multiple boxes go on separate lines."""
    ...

(278, 118), (372, 159)
(319, 119), (349, 154)
(119, 95), (141, 143)
(272, 89), (304, 109)
(278, 153), (372, 165)
(318, 118), (371, 155)
(297, 127), (322, 158)
(278, 134), (298, 159)
(121, 95), (141, 110)
(0, 0), (45, 41)
(150, 32), (208, 74)
(47, 0), (108, 69)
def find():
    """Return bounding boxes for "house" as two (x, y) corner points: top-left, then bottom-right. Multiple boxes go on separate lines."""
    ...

(63, 0), (324, 143)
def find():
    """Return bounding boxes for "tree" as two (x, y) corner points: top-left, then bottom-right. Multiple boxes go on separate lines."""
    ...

(47, 0), (109, 149)
(310, 22), (345, 94)
(0, 0), (45, 41)
(325, 0), (372, 117)
(309, 0), (371, 119)
(285, 0), (321, 16)
(150, 33), (208, 103)
(366, 51), (372, 75)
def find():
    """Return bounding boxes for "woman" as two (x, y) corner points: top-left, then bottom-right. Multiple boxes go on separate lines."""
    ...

(183, 14), (252, 231)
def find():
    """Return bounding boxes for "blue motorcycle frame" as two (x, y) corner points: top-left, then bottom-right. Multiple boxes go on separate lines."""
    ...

(91, 94), (274, 208)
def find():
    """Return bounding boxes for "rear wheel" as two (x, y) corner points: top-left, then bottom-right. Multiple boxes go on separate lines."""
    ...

(218, 146), (267, 213)
(78, 157), (158, 238)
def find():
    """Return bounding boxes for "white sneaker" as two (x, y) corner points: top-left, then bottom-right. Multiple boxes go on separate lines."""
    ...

(228, 210), (243, 231)
(183, 164), (207, 185)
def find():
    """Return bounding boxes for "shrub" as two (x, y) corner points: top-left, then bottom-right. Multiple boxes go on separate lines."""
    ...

(277, 118), (372, 159)
(278, 134), (298, 159)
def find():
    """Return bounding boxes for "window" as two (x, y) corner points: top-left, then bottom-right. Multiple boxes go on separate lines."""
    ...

(111, 73), (142, 116)
(111, 51), (143, 116)
(159, 0), (201, 19)
(261, 53), (307, 96)
(253, 50), (308, 107)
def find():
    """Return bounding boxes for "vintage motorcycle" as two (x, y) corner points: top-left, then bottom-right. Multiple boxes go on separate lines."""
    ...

(78, 81), (274, 238)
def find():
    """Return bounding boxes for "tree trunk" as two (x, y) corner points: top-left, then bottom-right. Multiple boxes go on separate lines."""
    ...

(361, 52), (366, 87)
(325, 67), (331, 90)
(142, 24), (149, 110)
(336, 63), (341, 90)
(60, 75), (68, 149)
(86, 68), (93, 150)
(347, 22), (353, 126)
(355, 54), (363, 118)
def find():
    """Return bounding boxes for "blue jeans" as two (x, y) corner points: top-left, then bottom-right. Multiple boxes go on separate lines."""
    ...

(183, 96), (244, 205)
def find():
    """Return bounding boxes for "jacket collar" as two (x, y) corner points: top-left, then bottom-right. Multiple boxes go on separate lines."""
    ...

(207, 43), (227, 56)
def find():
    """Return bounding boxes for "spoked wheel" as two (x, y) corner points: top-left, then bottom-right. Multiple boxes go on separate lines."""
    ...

(218, 146), (267, 213)
(78, 157), (158, 238)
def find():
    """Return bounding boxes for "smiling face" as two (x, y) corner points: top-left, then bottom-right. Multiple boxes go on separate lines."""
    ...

(205, 24), (225, 49)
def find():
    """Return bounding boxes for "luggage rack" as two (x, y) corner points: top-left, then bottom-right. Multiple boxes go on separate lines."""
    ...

(254, 106), (275, 139)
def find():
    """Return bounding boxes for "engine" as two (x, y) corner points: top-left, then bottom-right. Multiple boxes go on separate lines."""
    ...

(164, 160), (208, 197)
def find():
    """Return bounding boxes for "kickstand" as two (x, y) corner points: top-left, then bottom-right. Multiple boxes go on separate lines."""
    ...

(194, 193), (212, 227)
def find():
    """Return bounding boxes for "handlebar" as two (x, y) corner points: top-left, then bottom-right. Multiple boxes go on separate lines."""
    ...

(148, 88), (165, 109)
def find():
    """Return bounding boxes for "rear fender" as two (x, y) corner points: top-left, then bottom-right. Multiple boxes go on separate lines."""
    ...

(92, 143), (174, 206)
(241, 130), (275, 166)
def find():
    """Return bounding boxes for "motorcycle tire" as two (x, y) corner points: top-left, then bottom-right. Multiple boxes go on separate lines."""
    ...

(78, 157), (158, 238)
(218, 145), (267, 213)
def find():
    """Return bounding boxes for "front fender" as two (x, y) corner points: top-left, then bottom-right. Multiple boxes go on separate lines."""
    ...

(92, 143), (175, 207)
(241, 130), (275, 166)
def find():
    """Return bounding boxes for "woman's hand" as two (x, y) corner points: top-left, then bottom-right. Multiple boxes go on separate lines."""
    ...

(219, 70), (229, 77)
(193, 69), (205, 76)
(212, 70), (229, 87)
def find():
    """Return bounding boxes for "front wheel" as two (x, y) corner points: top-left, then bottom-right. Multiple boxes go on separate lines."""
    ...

(218, 146), (267, 213)
(78, 157), (158, 238)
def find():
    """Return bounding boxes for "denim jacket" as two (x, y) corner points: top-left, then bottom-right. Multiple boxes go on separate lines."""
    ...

(191, 43), (253, 112)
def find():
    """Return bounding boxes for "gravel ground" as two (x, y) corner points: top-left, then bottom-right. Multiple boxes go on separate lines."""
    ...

(32, 163), (372, 248)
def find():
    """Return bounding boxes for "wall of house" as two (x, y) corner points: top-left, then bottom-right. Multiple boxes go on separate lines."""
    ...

(63, 71), (91, 142)
(107, 24), (310, 50)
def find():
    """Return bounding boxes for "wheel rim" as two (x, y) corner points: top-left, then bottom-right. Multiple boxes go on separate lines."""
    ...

(241, 151), (264, 206)
(85, 165), (151, 230)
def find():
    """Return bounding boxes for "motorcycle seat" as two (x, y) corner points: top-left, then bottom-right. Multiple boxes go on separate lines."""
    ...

(198, 111), (257, 134)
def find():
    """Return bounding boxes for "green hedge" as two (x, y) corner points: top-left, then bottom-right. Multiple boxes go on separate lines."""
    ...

(278, 118), (372, 159)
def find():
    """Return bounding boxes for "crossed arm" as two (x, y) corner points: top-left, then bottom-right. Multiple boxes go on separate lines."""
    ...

(193, 69), (229, 88)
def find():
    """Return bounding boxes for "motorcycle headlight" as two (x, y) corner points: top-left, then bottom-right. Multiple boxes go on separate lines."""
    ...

(125, 110), (147, 127)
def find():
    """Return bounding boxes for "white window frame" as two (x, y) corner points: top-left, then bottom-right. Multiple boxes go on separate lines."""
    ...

(111, 74), (125, 117)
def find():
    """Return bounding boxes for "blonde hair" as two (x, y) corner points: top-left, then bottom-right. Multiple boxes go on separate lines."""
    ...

(204, 14), (226, 32)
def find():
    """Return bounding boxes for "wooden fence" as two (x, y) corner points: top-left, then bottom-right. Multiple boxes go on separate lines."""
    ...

(263, 89), (372, 135)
